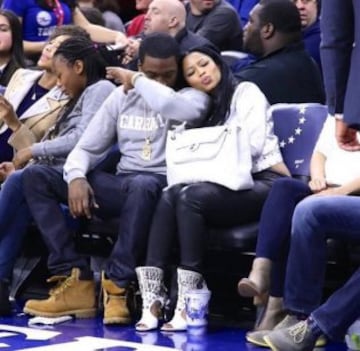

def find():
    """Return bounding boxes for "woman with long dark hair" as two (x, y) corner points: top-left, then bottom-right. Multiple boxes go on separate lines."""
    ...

(135, 45), (290, 332)
(0, 25), (88, 163)
(0, 9), (25, 88)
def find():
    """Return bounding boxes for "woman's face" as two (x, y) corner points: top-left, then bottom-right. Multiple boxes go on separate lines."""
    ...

(182, 52), (221, 93)
(53, 56), (86, 98)
(0, 15), (13, 55)
(37, 34), (70, 70)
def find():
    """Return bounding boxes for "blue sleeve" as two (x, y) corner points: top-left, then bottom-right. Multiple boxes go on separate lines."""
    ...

(2, 0), (29, 16)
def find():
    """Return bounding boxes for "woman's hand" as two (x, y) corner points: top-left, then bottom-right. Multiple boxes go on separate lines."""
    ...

(106, 66), (137, 92)
(308, 178), (327, 193)
(122, 38), (140, 65)
(0, 162), (15, 182)
(313, 186), (348, 197)
(12, 147), (33, 169)
(336, 119), (360, 151)
(0, 96), (21, 131)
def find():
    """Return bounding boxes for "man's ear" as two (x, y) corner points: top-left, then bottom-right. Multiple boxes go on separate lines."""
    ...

(169, 16), (178, 29)
(261, 23), (275, 39)
(73, 59), (84, 75)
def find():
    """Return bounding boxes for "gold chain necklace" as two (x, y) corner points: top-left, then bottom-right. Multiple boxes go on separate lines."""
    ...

(140, 101), (156, 161)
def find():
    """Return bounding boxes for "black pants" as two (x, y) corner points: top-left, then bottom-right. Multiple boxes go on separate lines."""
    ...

(146, 170), (283, 273)
(23, 164), (166, 287)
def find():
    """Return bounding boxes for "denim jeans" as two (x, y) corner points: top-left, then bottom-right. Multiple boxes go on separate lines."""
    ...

(284, 195), (360, 339)
(0, 170), (32, 281)
(320, 0), (360, 128)
(23, 164), (166, 287)
(255, 177), (311, 297)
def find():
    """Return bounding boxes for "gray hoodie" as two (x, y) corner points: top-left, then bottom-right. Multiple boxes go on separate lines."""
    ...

(64, 75), (210, 183)
(30, 80), (115, 168)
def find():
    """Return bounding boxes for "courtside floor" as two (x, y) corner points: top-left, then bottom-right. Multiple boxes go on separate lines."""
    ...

(0, 312), (348, 350)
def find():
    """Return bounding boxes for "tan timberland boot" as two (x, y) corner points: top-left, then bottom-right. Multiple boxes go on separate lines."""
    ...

(23, 268), (96, 318)
(102, 272), (131, 325)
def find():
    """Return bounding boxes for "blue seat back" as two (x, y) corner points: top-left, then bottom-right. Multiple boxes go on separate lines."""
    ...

(271, 103), (328, 177)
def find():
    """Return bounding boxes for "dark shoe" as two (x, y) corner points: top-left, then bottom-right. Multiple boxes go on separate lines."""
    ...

(264, 320), (319, 351)
(0, 281), (11, 316)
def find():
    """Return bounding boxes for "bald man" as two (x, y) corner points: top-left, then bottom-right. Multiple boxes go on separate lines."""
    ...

(124, 0), (213, 66)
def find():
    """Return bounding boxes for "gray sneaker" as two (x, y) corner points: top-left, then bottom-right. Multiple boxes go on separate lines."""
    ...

(264, 320), (318, 351)
(246, 314), (300, 347)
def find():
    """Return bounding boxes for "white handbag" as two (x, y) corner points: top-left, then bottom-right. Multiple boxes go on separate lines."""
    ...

(166, 123), (254, 191)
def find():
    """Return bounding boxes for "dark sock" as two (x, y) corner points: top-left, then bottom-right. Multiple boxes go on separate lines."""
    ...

(307, 316), (323, 338)
(290, 311), (308, 320)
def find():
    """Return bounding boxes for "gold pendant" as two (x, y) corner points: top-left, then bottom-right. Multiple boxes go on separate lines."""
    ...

(141, 138), (152, 161)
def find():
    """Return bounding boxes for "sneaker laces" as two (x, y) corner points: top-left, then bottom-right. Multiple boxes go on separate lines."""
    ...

(275, 314), (296, 330)
(288, 321), (308, 344)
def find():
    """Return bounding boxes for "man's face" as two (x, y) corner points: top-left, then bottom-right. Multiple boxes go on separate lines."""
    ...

(144, 0), (170, 34)
(190, 0), (217, 14)
(293, 0), (317, 28)
(140, 55), (178, 87)
(243, 5), (264, 57)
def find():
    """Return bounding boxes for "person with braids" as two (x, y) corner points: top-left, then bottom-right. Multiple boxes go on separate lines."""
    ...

(21, 32), (210, 324)
(1, 0), (128, 61)
(0, 35), (115, 316)
(0, 25), (89, 164)
(134, 45), (290, 333)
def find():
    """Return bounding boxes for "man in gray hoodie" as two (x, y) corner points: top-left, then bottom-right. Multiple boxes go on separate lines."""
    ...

(22, 32), (210, 325)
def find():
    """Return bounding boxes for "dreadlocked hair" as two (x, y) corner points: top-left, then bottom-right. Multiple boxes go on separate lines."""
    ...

(53, 36), (117, 86)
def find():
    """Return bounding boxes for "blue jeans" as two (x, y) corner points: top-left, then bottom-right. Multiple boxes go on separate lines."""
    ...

(255, 177), (311, 297)
(23, 164), (167, 287)
(284, 195), (360, 340)
(0, 170), (32, 281)
(320, 0), (360, 128)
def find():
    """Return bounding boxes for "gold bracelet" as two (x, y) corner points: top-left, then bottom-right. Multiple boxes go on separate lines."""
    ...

(131, 72), (145, 86)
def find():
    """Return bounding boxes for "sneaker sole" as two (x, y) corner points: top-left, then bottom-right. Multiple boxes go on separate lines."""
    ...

(23, 307), (96, 319)
(263, 334), (325, 349)
(263, 335), (279, 351)
(246, 333), (268, 347)
(237, 279), (260, 297)
(315, 336), (327, 347)
(103, 316), (131, 325)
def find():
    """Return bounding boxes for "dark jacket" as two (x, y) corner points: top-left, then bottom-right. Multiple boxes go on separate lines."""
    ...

(303, 19), (321, 70)
(186, 0), (243, 51)
(235, 42), (325, 105)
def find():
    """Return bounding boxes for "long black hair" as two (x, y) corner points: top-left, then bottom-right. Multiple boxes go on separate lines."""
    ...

(0, 9), (25, 86)
(183, 45), (237, 127)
